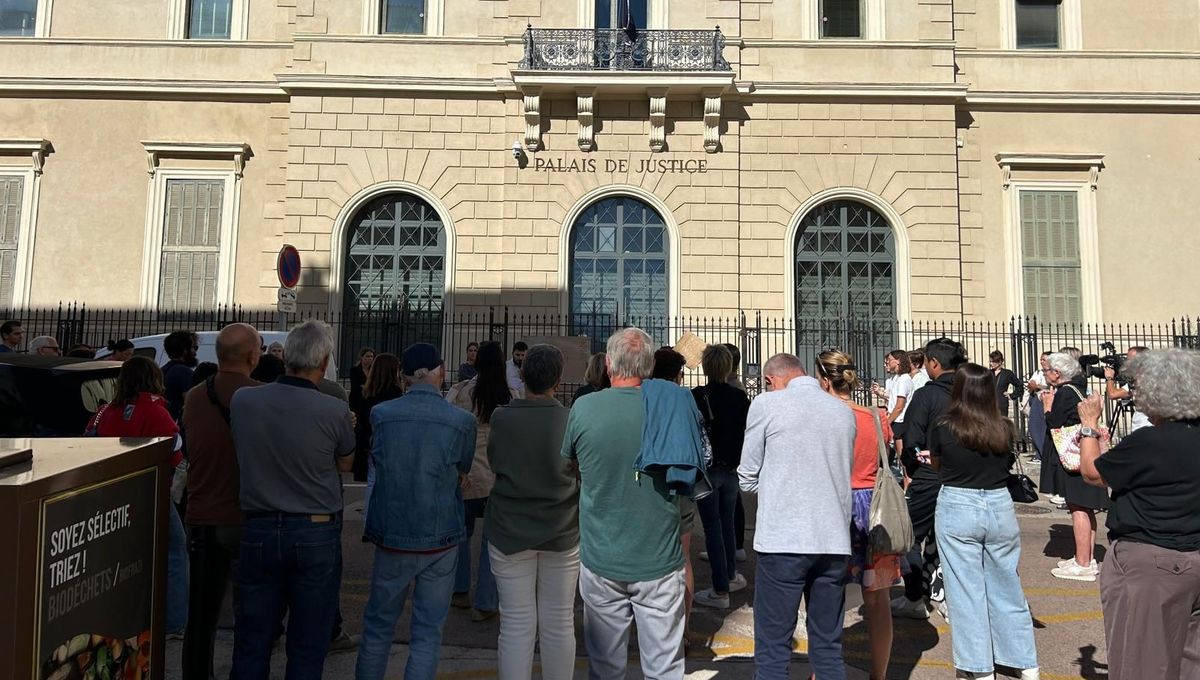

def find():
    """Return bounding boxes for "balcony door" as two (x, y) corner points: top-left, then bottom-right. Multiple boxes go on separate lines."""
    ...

(595, 0), (647, 30)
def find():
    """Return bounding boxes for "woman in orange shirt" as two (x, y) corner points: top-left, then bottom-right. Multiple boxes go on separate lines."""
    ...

(815, 349), (903, 680)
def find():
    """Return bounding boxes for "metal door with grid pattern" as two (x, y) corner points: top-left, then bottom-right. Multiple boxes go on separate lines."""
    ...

(342, 193), (446, 314)
(569, 196), (668, 345)
(793, 200), (896, 379)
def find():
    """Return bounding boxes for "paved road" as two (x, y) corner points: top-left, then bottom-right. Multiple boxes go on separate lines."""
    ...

(170, 467), (1109, 679)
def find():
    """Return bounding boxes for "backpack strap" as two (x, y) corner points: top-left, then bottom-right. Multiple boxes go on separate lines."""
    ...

(206, 376), (232, 425)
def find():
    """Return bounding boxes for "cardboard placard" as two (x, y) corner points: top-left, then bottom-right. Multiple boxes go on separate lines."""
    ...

(674, 332), (707, 370)
(521, 336), (593, 384)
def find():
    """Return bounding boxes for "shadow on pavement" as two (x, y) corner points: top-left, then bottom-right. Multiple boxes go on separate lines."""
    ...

(1042, 522), (1108, 564)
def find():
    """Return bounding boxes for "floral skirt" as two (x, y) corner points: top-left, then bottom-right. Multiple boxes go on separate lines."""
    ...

(849, 488), (906, 592)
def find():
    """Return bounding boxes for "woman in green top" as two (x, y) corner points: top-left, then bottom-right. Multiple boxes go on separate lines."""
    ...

(484, 344), (580, 680)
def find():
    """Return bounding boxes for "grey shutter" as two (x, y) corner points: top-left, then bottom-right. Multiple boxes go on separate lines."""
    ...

(159, 179), (224, 310)
(1020, 190), (1082, 323)
(0, 176), (23, 305)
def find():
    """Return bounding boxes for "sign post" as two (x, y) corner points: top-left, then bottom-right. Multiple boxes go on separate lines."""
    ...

(276, 245), (301, 331)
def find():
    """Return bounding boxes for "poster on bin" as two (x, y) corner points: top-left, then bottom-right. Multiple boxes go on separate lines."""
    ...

(34, 467), (159, 680)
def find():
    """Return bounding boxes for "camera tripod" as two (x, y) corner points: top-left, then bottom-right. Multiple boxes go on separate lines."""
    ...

(1107, 398), (1135, 439)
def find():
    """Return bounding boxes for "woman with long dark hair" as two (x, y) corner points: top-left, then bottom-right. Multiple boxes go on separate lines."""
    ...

(355, 353), (403, 485)
(446, 340), (515, 620)
(350, 346), (376, 412)
(89, 356), (190, 638)
(931, 363), (1038, 680)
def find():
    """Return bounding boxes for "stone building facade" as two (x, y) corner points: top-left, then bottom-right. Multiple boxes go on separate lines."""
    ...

(1, 0), (1198, 333)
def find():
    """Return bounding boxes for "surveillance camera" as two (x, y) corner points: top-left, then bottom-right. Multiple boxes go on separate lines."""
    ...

(512, 140), (522, 159)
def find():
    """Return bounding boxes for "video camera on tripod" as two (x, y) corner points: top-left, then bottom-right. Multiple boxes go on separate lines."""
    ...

(1079, 341), (1127, 380)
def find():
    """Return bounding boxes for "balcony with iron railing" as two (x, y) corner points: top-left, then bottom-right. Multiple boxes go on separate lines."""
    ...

(519, 26), (731, 72)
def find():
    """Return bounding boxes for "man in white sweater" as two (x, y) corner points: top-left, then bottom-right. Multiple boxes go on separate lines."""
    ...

(738, 353), (856, 680)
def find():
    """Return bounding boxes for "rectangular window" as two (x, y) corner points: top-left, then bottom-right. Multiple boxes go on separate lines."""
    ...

(1015, 0), (1060, 49)
(821, 0), (863, 38)
(188, 0), (232, 39)
(0, 0), (37, 36)
(0, 176), (23, 304)
(1020, 190), (1081, 323)
(382, 0), (425, 34)
(158, 179), (224, 310)
(595, 0), (648, 30)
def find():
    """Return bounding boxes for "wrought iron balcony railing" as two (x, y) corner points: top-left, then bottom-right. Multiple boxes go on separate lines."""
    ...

(520, 27), (731, 72)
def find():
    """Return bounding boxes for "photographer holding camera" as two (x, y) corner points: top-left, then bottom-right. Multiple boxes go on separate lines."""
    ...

(1103, 346), (1151, 432)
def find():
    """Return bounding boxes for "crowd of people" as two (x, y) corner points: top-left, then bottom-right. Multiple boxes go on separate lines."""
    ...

(3, 313), (1198, 680)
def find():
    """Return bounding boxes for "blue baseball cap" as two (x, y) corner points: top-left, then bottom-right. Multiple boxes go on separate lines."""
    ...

(401, 343), (443, 375)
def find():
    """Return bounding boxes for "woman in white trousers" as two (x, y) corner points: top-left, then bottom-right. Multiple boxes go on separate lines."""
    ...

(484, 344), (581, 680)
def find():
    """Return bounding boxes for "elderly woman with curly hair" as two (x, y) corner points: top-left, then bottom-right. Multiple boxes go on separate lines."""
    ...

(1078, 348), (1200, 680)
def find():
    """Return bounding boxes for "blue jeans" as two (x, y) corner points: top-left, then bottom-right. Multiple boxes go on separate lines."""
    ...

(455, 497), (498, 611)
(356, 547), (458, 680)
(753, 552), (848, 680)
(167, 502), (190, 634)
(230, 514), (342, 680)
(936, 486), (1038, 674)
(697, 467), (739, 592)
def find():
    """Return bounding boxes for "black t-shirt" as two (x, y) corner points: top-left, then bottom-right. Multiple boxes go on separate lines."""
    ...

(928, 421), (1014, 490)
(1094, 420), (1200, 551)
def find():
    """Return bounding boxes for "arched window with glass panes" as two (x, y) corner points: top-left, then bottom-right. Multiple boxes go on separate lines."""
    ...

(569, 196), (669, 345)
(793, 200), (896, 376)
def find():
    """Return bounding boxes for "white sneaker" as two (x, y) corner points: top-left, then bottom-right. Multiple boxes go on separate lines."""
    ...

(1056, 557), (1098, 571)
(890, 596), (929, 620)
(1049, 494), (1066, 505)
(955, 672), (995, 680)
(693, 588), (730, 609)
(735, 548), (748, 562)
(1051, 562), (1098, 582)
(728, 572), (747, 593)
(1020, 668), (1040, 680)
(935, 600), (950, 623)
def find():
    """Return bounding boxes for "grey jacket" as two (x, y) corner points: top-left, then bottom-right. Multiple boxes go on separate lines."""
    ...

(738, 376), (856, 555)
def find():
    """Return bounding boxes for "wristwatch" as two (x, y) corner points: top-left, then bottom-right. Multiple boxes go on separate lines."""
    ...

(1079, 427), (1101, 439)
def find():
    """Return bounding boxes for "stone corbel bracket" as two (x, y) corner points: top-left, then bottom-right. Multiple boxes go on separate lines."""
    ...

(702, 88), (723, 153)
(143, 141), (252, 178)
(576, 88), (596, 152)
(648, 88), (668, 153)
(0, 139), (51, 175)
(522, 87), (542, 152)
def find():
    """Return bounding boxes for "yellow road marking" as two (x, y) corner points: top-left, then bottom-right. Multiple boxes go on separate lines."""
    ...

(1024, 587), (1100, 597)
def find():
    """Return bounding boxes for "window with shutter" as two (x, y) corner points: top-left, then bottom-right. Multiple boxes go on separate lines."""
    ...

(1020, 190), (1082, 323)
(0, 176), (23, 305)
(188, 0), (233, 39)
(158, 179), (224, 310)
(820, 0), (863, 38)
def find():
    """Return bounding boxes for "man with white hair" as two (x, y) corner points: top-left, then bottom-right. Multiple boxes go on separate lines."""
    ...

(562, 327), (687, 680)
(356, 342), (477, 680)
(738, 353), (857, 680)
(228, 319), (355, 679)
(29, 335), (61, 356)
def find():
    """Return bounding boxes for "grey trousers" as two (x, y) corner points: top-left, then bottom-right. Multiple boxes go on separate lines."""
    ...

(578, 564), (686, 680)
(1100, 539), (1200, 680)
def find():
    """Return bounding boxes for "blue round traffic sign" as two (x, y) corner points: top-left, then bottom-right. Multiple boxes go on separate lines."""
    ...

(277, 245), (302, 289)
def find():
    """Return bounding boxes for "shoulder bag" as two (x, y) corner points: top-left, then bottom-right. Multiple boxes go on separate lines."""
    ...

(1050, 385), (1109, 471)
(1007, 454), (1039, 503)
(868, 409), (914, 556)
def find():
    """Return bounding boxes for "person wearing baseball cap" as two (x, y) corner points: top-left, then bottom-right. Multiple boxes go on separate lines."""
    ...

(356, 342), (478, 680)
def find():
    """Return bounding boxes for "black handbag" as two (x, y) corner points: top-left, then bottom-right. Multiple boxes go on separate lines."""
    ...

(1007, 454), (1039, 504)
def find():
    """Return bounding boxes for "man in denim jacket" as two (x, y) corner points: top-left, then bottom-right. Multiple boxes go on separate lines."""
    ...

(356, 343), (477, 680)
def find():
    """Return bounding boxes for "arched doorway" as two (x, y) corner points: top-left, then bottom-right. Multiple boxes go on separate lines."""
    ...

(568, 195), (669, 347)
(339, 191), (447, 366)
(793, 199), (897, 380)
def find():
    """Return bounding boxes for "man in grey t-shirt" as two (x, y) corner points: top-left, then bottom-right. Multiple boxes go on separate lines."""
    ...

(229, 320), (354, 679)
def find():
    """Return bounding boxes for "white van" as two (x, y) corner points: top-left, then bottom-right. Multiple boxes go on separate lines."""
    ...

(96, 331), (339, 380)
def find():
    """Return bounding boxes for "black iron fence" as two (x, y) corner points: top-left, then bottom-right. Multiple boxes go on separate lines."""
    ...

(5, 304), (1198, 445)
